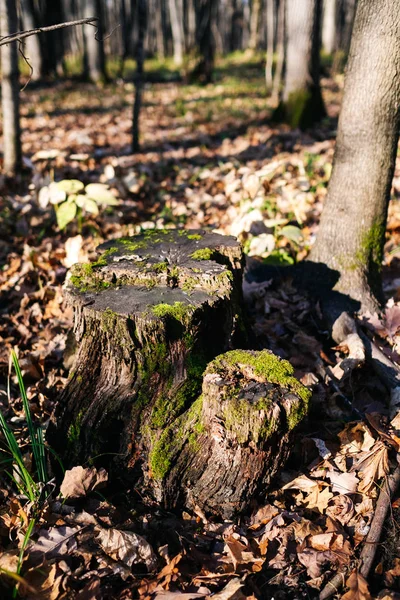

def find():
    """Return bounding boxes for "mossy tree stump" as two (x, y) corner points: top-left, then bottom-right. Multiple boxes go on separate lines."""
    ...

(49, 229), (310, 517)
(48, 229), (244, 480)
(152, 350), (310, 518)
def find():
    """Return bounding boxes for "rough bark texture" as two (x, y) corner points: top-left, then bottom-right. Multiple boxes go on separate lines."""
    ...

(83, 0), (106, 83)
(275, 0), (325, 128)
(309, 0), (400, 313)
(192, 0), (216, 84)
(0, 0), (21, 176)
(153, 349), (310, 518)
(249, 0), (261, 51)
(265, 0), (274, 90)
(48, 230), (245, 488)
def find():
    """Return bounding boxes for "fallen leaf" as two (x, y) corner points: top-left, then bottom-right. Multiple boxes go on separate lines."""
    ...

(60, 466), (108, 499)
(341, 569), (372, 600)
(96, 528), (157, 570)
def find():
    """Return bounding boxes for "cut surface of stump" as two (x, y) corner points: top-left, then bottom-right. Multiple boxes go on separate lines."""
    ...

(151, 349), (310, 519)
(48, 229), (244, 482)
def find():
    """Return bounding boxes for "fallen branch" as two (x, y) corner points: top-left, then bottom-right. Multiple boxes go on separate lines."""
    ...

(359, 461), (400, 578)
(0, 18), (98, 47)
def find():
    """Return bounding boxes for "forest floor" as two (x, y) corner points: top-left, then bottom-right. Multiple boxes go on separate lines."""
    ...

(2, 53), (400, 599)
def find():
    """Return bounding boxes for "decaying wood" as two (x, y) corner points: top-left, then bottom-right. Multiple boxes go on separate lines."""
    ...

(153, 349), (310, 518)
(48, 229), (243, 482)
(48, 229), (310, 516)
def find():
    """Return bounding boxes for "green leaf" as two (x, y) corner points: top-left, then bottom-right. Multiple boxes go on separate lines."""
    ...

(263, 250), (294, 266)
(85, 183), (118, 206)
(56, 200), (77, 230)
(279, 225), (303, 245)
(47, 182), (67, 205)
(56, 179), (85, 195)
(81, 197), (99, 215)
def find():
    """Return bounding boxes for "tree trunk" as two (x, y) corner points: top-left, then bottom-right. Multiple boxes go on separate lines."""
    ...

(322, 0), (337, 54)
(168, 0), (184, 66)
(155, 0), (165, 58)
(42, 0), (65, 77)
(265, 0), (275, 90)
(271, 0), (284, 104)
(83, 0), (106, 83)
(48, 230), (309, 518)
(0, 0), (22, 176)
(192, 0), (216, 84)
(20, 0), (43, 81)
(132, 0), (146, 152)
(249, 0), (261, 51)
(309, 0), (400, 313)
(274, 0), (326, 128)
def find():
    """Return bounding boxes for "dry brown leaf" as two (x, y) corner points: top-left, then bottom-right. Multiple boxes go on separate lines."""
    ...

(351, 441), (389, 494)
(210, 578), (244, 600)
(341, 569), (372, 600)
(96, 527), (157, 571)
(338, 422), (376, 454)
(60, 466), (108, 500)
(326, 495), (354, 525)
(303, 485), (333, 512)
(326, 470), (359, 494)
(28, 526), (80, 562)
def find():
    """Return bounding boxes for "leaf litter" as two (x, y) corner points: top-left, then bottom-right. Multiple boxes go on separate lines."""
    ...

(2, 58), (400, 598)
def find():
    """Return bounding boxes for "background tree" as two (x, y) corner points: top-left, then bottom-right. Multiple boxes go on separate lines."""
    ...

(19, 0), (43, 81)
(274, 0), (326, 128)
(83, 0), (106, 83)
(309, 0), (400, 313)
(1, 0), (22, 176)
(132, 0), (147, 152)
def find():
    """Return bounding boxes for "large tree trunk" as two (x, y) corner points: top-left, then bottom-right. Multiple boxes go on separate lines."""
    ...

(83, 0), (106, 83)
(20, 0), (43, 81)
(0, 0), (22, 176)
(274, 0), (326, 128)
(309, 0), (400, 313)
(168, 0), (184, 66)
(48, 230), (309, 518)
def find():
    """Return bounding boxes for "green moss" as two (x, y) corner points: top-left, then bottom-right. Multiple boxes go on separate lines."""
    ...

(153, 261), (168, 273)
(190, 248), (214, 261)
(117, 238), (147, 251)
(187, 234), (202, 240)
(355, 219), (385, 271)
(151, 302), (190, 322)
(150, 396), (204, 480)
(210, 350), (310, 429)
(67, 410), (84, 444)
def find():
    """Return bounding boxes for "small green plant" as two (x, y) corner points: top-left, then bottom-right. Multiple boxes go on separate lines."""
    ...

(0, 351), (52, 596)
(38, 179), (119, 230)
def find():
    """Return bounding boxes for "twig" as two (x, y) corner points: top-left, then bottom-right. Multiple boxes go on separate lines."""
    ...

(0, 18), (98, 47)
(359, 462), (400, 578)
(319, 571), (346, 600)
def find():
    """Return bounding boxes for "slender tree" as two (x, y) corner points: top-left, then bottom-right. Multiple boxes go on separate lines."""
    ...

(309, 0), (400, 313)
(0, 0), (22, 176)
(20, 0), (43, 81)
(274, 0), (325, 128)
(132, 0), (147, 152)
(168, 0), (184, 66)
(322, 0), (337, 54)
(193, 0), (216, 83)
(265, 0), (275, 90)
(83, 0), (106, 83)
(249, 0), (261, 51)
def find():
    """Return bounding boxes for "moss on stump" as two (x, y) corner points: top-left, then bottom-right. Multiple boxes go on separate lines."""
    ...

(149, 349), (310, 519)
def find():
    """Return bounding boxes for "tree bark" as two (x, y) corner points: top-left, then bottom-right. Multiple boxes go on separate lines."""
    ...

(168, 0), (184, 66)
(309, 0), (400, 313)
(0, 0), (22, 176)
(42, 0), (65, 77)
(274, 0), (326, 128)
(83, 0), (106, 83)
(20, 0), (43, 81)
(192, 0), (216, 84)
(132, 0), (146, 152)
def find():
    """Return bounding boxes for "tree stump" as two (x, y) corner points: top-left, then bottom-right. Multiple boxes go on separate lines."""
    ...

(48, 229), (244, 479)
(152, 350), (310, 518)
